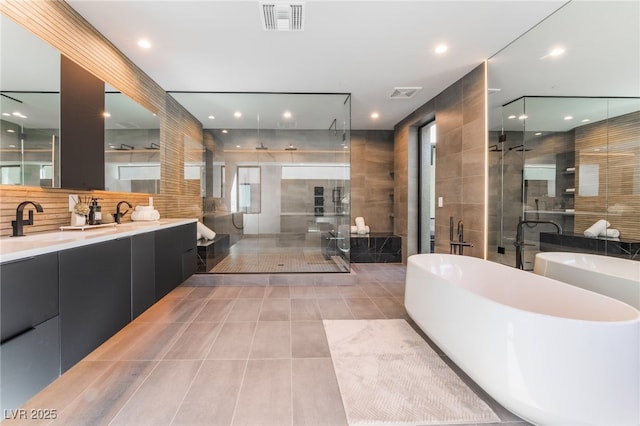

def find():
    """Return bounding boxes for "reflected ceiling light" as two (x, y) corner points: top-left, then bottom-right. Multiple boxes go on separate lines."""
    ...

(234, 111), (242, 118)
(7, 130), (15, 133)
(222, 130), (228, 133)
(518, 114), (528, 120)
(236, 145), (241, 148)
(564, 115), (573, 120)
(535, 132), (542, 136)
(12, 112), (26, 118)
(2, 113), (10, 117)
(508, 115), (516, 119)
(9, 144), (16, 147)
(208, 115), (215, 120)
(137, 39), (152, 49)
(283, 111), (292, 119)
(434, 44), (448, 54)
(549, 47), (565, 57)
(103, 112), (111, 118)
(581, 118), (591, 123)
(371, 112), (380, 119)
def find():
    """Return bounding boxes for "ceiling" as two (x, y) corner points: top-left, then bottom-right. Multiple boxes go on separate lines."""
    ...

(61, 0), (569, 130)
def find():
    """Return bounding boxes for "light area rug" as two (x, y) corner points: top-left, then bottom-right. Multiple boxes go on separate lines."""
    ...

(323, 319), (500, 425)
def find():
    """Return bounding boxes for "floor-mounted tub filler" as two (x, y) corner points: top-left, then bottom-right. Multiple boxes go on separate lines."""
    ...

(404, 254), (639, 426)
(534, 251), (640, 310)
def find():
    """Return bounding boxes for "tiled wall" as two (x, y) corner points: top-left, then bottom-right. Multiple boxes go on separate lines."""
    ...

(394, 63), (487, 261)
(575, 111), (640, 239)
(350, 130), (395, 233)
(0, 0), (203, 235)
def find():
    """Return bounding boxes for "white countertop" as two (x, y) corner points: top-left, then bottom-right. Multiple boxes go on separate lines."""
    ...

(0, 219), (197, 263)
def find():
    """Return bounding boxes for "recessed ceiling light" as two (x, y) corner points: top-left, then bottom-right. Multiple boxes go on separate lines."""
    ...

(283, 111), (292, 119)
(371, 112), (379, 119)
(138, 39), (152, 49)
(103, 112), (111, 118)
(581, 118), (590, 123)
(234, 112), (242, 118)
(549, 47), (565, 57)
(518, 114), (528, 120)
(208, 115), (215, 120)
(508, 115), (516, 119)
(9, 144), (16, 147)
(2, 113), (10, 117)
(434, 44), (448, 54)
(7, 130), (15, 133)
(12, 111), (26, 118)
(564, 115), (573, 120)
(236, 145), (241, 148)
(222, 129), (228, 134)
(535, 132), (542, 136)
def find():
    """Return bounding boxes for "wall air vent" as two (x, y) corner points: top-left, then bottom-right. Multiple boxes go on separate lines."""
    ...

(260, 2), (304, 31)
(389, 87), (423, 99)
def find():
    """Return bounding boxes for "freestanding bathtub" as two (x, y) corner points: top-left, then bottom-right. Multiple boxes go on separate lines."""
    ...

(405, 254), (639, 426)
(534, 252), (640, 309)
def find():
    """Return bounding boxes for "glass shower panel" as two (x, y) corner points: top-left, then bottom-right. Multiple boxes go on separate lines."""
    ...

(187, 92), (351, 273)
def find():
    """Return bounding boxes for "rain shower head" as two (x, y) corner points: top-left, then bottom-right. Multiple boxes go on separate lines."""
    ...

(508, 144), (532, 152)
(114, 144), (134, 151)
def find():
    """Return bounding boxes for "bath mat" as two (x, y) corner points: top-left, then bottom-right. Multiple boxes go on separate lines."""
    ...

(323, 319), (500, 425)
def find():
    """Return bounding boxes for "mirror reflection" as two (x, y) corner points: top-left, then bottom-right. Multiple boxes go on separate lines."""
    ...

(488, 0), (640, 267)
(104, 91), (161, 193)
(1, 14), (61, 187)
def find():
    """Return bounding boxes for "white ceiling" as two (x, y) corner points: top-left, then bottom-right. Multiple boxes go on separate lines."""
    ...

(62, 0), (569, 130)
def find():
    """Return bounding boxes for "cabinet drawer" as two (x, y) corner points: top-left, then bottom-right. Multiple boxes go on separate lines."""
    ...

(1, 253), (58, 343)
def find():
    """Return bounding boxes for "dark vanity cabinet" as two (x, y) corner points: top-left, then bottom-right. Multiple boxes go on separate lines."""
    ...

(155, 222), (196, 300)
(131, 232), (156, 318)
(0, 253), (60, 413)
(59, 238), (132, 372)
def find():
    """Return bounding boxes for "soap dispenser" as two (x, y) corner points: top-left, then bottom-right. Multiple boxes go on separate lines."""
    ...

(88, 198), (102, 225)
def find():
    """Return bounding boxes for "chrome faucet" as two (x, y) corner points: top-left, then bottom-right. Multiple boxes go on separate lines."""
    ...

(12, 201), (44, 237)
(514, 216), (562, 269)
(114, 201), (132, 224)
(449, 217), (473, 255)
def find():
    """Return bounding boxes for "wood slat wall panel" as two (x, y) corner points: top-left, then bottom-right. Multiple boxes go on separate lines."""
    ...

(0, 1), (204, 232)
(575, 111), (640, 240)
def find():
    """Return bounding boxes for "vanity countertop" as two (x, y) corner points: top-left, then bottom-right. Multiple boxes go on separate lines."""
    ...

(0, 218), (197, 263)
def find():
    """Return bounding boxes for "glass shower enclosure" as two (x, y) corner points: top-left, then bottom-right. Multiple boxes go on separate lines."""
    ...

(173, 92), (351, 273)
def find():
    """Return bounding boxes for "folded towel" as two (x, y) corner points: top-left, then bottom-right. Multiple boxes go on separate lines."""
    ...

(584, 219), (609, 238)
(599, 228), (620, 238)
(350, 225), (370, 234)
(355, 216), (369, 234)
(197, 221), (216, 240)
(135, 205), (155, 212)
(131, 209), (160, 221)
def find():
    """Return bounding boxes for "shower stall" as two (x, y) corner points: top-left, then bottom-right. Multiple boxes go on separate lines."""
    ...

(488, 96), (640, 269)
(173, 92), (351, 273)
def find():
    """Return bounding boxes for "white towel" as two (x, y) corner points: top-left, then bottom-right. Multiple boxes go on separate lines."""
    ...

(599, 228), (620, 238)
(350, 225), (370, 234)
(131, 209), (160, 221)
(355, 217), (368, 234)
(135, 205), (155, 212)
(197, 221), (216, 240)
(584, 219), (609, 238)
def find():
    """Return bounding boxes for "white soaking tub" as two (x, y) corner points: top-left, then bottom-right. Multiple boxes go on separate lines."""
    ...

(534, 251), (640, 309)
(404, 254), (639, 426)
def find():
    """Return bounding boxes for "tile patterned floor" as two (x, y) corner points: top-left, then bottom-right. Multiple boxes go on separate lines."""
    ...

(6, 264), (530, 426)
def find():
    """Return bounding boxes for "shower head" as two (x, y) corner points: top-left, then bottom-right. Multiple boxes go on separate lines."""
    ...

(285, 144), (297, 151)
(114, 144), (134, 151)
(508, 144), (532, 152)
(256, 142), (268, 150)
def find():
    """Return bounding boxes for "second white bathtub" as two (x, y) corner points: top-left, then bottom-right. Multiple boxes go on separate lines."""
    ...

(534, 252), (640, 309)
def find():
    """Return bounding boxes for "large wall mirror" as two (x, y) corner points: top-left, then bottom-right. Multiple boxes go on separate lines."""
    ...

(1, 13), (161, 193)
(487, 1), (640, 267)
(0, 15), (60, 187)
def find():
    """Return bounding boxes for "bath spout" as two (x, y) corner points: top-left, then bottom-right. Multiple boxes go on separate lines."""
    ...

(514, 216), (562, 270)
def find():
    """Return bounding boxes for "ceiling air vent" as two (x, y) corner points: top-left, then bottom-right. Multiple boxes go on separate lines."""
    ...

(260, 2), (304, 31)
(389, 87), (423, 99)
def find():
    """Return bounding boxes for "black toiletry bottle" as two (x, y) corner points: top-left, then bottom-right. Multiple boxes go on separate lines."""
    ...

(88, 198), (102, 225)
